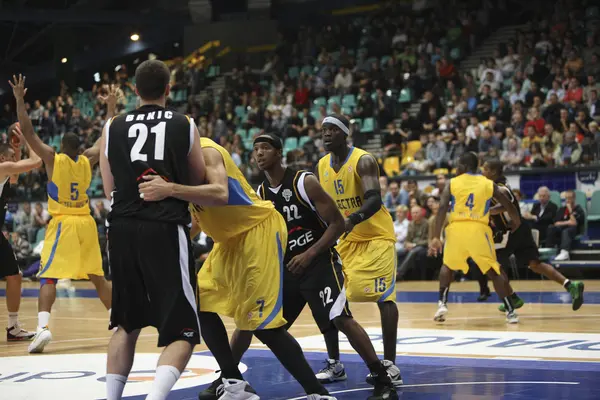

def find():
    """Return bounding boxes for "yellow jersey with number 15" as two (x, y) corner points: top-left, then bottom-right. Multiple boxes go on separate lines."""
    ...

(47, 153), (92, 216)
(189, 138), (277, 243)
(448, 173), (493, 226)
(317, 147), (395, 243)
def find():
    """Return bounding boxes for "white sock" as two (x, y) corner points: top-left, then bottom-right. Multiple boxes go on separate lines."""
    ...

(8, 312), (18, 328)
(146, 365), (181, 400)
(563, 279), (570, 288)
(106, 373), (127, 400)
(38, 311), (51, 330)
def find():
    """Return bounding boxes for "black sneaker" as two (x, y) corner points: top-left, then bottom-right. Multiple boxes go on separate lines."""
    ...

(477, 289), (491, 302)
(198, 375), (222, 400)
(368, 379), (398, 400)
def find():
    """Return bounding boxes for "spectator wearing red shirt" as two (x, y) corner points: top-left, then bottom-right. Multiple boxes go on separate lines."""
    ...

(524, 107), (546, 134)
(437, 57), (456, 82)
(563, 78), (583, 103)
(294, 80), (309, 107)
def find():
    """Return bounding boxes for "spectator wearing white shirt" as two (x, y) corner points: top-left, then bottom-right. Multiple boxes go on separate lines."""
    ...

(545, 80), (565, 105)
(333, 67), (353, 95)
(393, 205), (410, 263)
(466, 116), (484, 141)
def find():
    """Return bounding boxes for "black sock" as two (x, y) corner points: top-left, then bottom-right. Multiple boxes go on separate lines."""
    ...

(323, 328), (340, 360)
(254, 327), (328, 395)
(563, 279), (572, 290)
(367, 361), (391, 384)
(439, 287), (449, 304)
(502, 296), (515, 313)
(510, 292), (520, 301)
(198, 312), (243, 380)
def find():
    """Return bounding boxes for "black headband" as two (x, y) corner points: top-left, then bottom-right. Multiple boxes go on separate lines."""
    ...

(253, 134), (282, 150)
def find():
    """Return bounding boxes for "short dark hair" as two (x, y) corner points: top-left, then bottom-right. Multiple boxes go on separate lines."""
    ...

(62, 132), (80, 152)
(459, 152), (479, 172)
(486, 160), (504, 176)
(135, 60), (171, 101)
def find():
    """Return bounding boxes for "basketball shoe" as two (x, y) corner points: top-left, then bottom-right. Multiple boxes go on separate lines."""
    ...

(198, 375), (222, 400)
(315, 359), (346, 383)
(28, 326), (52, 353)
(433, 301), (448, 322)
(216, 379), (259, 400)
(366, 360), (403, 386)
(506, 311), (519, 324)
(6, 323), (35, 341)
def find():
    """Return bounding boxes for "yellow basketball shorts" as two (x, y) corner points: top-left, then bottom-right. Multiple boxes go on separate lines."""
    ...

(336, 238), (396, 303)
(37, 215), (103, 280)
(197, 212), (288, 331)
(443, 222), (500, 274)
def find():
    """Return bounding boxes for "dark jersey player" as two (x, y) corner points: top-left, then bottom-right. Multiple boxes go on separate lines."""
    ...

(481, 161), (584, 312)
(99, 59), (207, 400)
(202, 134), (397, 400)
(0, 123), (41, 342)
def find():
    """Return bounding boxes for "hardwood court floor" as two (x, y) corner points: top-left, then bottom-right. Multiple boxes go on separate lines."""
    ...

(1, 280), (598, 358)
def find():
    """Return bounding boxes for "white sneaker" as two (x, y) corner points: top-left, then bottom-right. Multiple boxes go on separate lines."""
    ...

(307, 395), (337, 400)
(506, 311), (519, 324)
(554, 250), (570, 261)
(216, 379), (259, 400)
(7, 323), (35, 342)
(434, 301), (448, 322)
(315, 359), (347, 383)
(28, 327), (52, 353)
(366, 359), (403, 386)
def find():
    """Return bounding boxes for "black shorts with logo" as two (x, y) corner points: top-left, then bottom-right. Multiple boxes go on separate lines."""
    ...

(282, 249), (351, 333)
(496, 223), (540, 269)
(0, 236), (19, 279)
(108, 218), (200, 347)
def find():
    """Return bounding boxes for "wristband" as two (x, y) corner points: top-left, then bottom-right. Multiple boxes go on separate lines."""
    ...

(348, 212), (365, 225)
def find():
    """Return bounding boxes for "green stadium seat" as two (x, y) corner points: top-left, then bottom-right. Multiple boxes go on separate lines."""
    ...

(288, 66), (299, 79)
(342, 94), (356, 107)
(450, 47), (461, 60)
(574, 190), (587, 210)
(298, 136), (311, 147)
(235, 105), (246, 118)
(35, 228), (46, 246)
(313, 97), (327, 107)
(248, 127), (261, 139)
(341, 106), (353, 116)
(310, 110), (321, 120)
(588, 191), (600, 221)
(301, 65), (313, 76)
(360, 117), (375, 133)
(283, 137), (298, 153)
(550, 191), (561, 208)
(380, 55), (392, 66)
(235, 129), (248, 140)
(398, 88), (412, 103)
(328, 95), (341, 106)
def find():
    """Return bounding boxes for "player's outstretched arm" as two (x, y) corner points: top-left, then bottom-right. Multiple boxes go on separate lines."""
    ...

(84, 85), (121, 166)
(345, 154), (384, 231)
(139, 147), (227, 205)
(288, 174), (345, 273)
(9, 75), (55, 174)
(99, 124), (114, 199)
(493, 183), (521, 232)
(429, 182), (450, 256)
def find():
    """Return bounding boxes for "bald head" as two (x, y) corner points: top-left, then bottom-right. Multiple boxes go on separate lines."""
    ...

(411, 206), (424, 221)
(537, 186), (550, 205)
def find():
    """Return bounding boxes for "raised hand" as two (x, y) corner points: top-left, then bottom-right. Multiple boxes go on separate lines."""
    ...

(98, 84), (121, 116)
(8, 74), (28, 99)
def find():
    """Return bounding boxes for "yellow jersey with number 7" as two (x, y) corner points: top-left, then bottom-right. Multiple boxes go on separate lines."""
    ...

(47, 153), (92, 216)
(448, 173), (493, 226)
(317, 147), (395, 243)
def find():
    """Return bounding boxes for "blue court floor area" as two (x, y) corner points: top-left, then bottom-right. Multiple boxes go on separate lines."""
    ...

(3, 288), (600, 305)
(122, 350), (600, 400)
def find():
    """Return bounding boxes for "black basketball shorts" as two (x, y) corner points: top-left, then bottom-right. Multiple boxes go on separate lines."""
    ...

(0, 236), (19, 279)
(108, 218), (200, 347)
(497, 224), (540, 269)
(282, 249), (352, 333)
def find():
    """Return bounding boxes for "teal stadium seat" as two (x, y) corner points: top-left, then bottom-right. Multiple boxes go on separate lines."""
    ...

(328, 95), (341, 106)
(341, 106), (353, 116)
(298, 136), (311, 147)
(360, 118), (375, 133)
(313, 97), (326, 107)
(550, 191), (561, 207)
(398, 88), (412, 103)
(342, 94), (356, 107)
(574, 190), (587, 210)
(588, 191), (600, 221)
(288, 66), (300, 79)
(236, 129), (248, 140)
(35, 228), (46, 246)
(234, 105), (246, 118)
(248, 127), (261, 139)
(284, 137), (298, 153)
(301, 65), (313, 76)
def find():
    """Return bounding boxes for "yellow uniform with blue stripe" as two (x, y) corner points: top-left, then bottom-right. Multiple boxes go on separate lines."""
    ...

(191, 138), (287, 331)
(317, 147), (397, 303)
(38, 154), (103, 280)
(443, 173), (500, 274)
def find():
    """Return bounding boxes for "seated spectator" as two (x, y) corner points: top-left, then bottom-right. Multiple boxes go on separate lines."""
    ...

(500, 137), (524, 168)
(333, 67), (353, 95)
(522, 186), (558, 245)
(11, 231), (34, 268)
(402, 149), (430, 176)
(524, 107), (545, 134)
(478, 127), (501, 158)
(545, 190), (585, 261)
(394, 205), (410, 264)
(502, 127), (521, 151)
(522, 125), (542, 151)
(447, 132), (468, 169)
(382, 123), (406, 156)
(397, 206), (429, 280)
(384, 181), (408, 210)
(425, 132), (447, 170)
(563, 78), (583, 104)
(554, 131), (582, 166)
(32, 202), (50, 238)
(14, 202), (36, 244)
(430, 174), (447, 197)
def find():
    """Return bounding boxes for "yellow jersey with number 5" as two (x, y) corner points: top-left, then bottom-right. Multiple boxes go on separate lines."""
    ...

(317, 147), (395, 243)
(448, 173), (493, 226)
(47, 153), (92, 216)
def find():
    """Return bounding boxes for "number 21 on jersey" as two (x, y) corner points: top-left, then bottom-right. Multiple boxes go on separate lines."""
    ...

(129, 122), (166, 162)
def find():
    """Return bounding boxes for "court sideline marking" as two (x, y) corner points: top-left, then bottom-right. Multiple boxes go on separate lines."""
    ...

(285, 381), (580, 400)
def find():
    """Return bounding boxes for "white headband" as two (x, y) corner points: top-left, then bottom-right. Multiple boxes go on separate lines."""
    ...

(322, 116), (349, 135)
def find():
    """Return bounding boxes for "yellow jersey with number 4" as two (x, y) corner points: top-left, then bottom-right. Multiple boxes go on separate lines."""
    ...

(47, 153), (92, 216)
(448, 173), (493, 226)
(317, 147), (394, 243)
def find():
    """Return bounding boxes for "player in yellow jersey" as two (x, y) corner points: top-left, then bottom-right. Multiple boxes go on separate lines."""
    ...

(316, 115), (402, 386)
(9, 75), (112, 354)
(138, 137), (336, 399)
(428, 152), (521, 324)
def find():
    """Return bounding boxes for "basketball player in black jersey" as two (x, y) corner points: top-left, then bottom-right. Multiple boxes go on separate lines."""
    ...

(0, 123), (41, 342)
(99, 60), (207, 400)
(481, 161), (584, 312)
(199, 134), (396, 400)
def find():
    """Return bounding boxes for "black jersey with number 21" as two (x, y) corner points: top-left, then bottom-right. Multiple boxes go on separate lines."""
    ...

(106, 104), (194, 225)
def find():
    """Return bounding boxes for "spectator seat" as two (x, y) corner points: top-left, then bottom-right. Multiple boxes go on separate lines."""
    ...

(248, 127), (261, 139)
(288, 66), (300, 79)
(235, 105), (246, 118)
(301, 65), (313, 76)
(588, 191), (600, 221)
(328, 95), (341, 105)
(284, 137), (298, 153)
(310, 110), (321, 120)
(35, 228), (46, 246)
(341, 106), (353, 116)
(313, 97), (327, 107)
(360, 117), (375, 133)
(574, 190), (587, 210)
(550, 190), (561, 207)
(383, 156), (401, 177)
(298, 136), (311, 147)
(236, 129), (248, 140)
(342, 94), (357, 107)
(398, 88), (412, 103)
(381, 55), (392, 66)
(401, 141), (422, 166)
